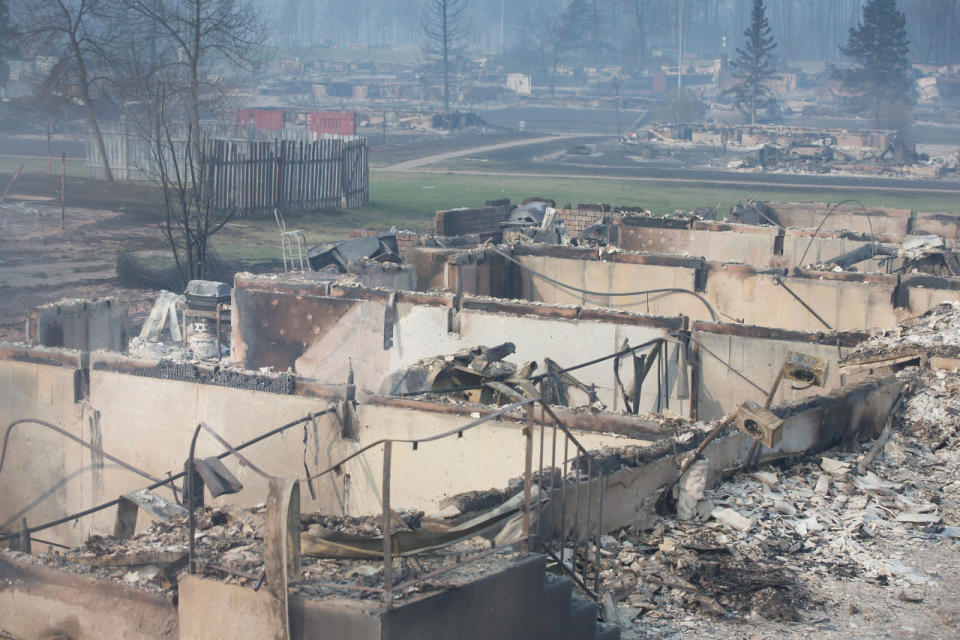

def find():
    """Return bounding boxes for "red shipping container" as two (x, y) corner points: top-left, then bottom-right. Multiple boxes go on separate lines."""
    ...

(309, 111), (357, 137)
(236, 109), (285, 131)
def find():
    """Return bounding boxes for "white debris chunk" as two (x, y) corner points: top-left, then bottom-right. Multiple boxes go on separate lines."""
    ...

(710, 507), (755, 532)
(749, 471), (779, 488)
(820, 457), (851, 475)
(895, 512), (942, 524)
(815, 474), (831, 495)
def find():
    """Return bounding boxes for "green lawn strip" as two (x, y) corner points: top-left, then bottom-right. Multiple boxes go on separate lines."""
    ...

(370, 170), (960, 215)
(0, 156), (87, 177)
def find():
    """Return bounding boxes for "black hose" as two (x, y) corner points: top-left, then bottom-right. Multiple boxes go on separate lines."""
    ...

(490, 246), (719, 322)
(797, 199), (876, 268)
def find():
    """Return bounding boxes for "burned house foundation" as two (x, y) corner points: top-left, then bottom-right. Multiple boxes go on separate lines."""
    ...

(2, 198), (960, 639)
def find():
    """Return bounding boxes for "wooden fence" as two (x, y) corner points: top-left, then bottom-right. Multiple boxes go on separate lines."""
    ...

(203, 137), (369, 214)
(86, 127), (369, 215)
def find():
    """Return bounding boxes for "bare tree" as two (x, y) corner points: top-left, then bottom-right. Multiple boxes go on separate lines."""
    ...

(422, 0), (469, 113)
(147, 80), (236, 284)
(109, 0), (264, 283)
(518, 11), (562, 95)
(0, 0), (17, 91)
(122, 0), (268, 159)
(20, 0), (114, 181)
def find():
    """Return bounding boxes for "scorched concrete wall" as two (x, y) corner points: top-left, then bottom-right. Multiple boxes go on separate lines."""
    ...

(232, 281), (687, 415)
(0, 349), (88, 549)
(0, 348), (637, 547)
(510, 250), (960, 332)
(614, 220), (894, 271)
(26, 298), (128, 352)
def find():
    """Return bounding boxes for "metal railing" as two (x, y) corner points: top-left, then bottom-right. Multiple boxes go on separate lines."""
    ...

(3, 398), (608, 608)
(301, 396), (607, 608)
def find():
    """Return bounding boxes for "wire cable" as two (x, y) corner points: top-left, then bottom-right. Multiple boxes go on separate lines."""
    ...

(0, 408), (335, 543)
(1, 418), (164, 486)
(797, 199), (876, 268)
(490, 246), (719, 322)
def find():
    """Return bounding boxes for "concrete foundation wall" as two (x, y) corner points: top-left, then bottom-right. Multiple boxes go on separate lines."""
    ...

(614, 220), (894, 271)
(231, 279), (869, 421)
(26, 298), (128, 352)
(693, 329), (849, 420)
(507, 250), (960, 332)
(547, 376), (903, 537)
(233, 280), (687, 415)
(750, 203), (912, 236)
(748, 202), (960, 241)
(0, 348), (637, 547)
(0, 349), (87, 548)
(402, 246), (947, 333)
(0, 552), (179, 640)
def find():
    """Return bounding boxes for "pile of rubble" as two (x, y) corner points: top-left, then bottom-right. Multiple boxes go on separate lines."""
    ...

(380, 342), (540, 405)
(845, 302), (960, 363)
(14, 503), (524, 605)
(591, 363), (959, 637)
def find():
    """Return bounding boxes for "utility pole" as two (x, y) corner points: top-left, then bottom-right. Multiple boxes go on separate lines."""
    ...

(498, 0), (504, 56)
(677, 0), (684, 96)
(60, 152), (66, 231)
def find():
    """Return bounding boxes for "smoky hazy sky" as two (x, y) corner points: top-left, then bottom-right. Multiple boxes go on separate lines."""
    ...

(258, 0), (959, 65)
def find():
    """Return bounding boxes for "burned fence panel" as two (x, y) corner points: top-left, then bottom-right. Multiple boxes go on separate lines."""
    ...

(86, 129), (369, 215)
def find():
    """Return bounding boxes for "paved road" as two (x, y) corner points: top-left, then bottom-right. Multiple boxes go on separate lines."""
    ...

(378, 137), (960, 196)
(381, 135), (578, 171)
(380, 166), (960, 195)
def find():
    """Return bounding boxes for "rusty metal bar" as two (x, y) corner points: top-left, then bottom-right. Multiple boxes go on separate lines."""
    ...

(306, 399), (536, 482)
(522, 405), (534, 552)
(19, 518), (30, 554)
(549, 407), (558, 550)
(774, 276), (834, 331)
(1, 418), (164, 486)
(764, 366), (786, 410)
(536, 406), (545, 546)
(187, 423), (202, 573)
(594, 470), (604, 594)
(559, 435), (569, 560)
(542, 547), (595, 597)
(572, 455), (582, 582)
(0, 411), (333, 544)
(382, 441), (393, 610)
(583, 458), (592, 587)
(195, 422), (270, 479)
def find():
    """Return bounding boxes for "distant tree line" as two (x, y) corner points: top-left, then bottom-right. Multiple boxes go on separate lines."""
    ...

(263, 0), (959, 66)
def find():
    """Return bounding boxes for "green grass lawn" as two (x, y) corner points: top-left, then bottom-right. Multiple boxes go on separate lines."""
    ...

(0, 156), (87, 178)
(367, 170), (960, 218)
(5, 166), (960, 275)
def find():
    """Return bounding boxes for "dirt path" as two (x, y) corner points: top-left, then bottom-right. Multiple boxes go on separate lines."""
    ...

(0, 199), (160, 341)
(380, 135), (578, 171)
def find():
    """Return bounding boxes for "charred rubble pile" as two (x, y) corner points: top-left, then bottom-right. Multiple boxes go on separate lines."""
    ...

(14, 502), (525, 605)
(591, 308), (960, 637)
(5, 308), (960, 636)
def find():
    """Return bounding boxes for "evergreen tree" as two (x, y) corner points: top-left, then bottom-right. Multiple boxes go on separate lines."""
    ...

(729, 0), (777, 124)
(0, 0), (18, 89)
(838, 0), (912, 119)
